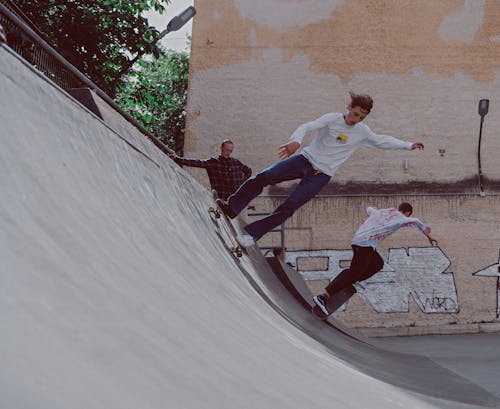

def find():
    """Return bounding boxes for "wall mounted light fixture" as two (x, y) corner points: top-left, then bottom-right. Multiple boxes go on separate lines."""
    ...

(477, 99), (489, 196)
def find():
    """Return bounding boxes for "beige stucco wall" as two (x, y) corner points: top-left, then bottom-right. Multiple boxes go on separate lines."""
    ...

(185, 1), (500, 333)
(186, 0), (500, 184)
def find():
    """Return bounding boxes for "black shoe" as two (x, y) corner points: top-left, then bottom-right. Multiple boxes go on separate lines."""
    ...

(216, 199), (237, 219)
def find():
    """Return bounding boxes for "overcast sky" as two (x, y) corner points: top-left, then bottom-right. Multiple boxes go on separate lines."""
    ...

(145, 0), (194, 52)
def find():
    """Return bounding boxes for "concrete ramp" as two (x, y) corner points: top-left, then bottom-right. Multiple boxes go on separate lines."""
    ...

(1, 45), (499, 409)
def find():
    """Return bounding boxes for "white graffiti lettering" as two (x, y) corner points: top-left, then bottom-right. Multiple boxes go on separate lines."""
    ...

(285, 247), (458, 313)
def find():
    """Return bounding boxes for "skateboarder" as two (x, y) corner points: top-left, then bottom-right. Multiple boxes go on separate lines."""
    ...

(169, 140), (252, 200)
(215, 92), (425, 248)
(312, 202), (438, 316)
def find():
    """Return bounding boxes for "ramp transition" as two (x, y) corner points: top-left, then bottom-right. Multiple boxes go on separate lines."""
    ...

(1, 44), (499, 409)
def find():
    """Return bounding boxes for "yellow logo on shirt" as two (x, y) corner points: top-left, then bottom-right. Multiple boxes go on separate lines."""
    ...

(336, 133), (349, 143)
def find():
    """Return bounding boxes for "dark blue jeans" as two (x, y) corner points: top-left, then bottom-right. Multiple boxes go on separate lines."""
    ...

(226, 154), (331, 241)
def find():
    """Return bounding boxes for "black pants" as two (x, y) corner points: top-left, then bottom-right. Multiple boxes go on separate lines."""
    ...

(325, 245), (384, 296)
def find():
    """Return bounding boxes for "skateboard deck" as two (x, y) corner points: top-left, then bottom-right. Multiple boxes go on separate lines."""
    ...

(208, 190), (243, 258)
(311, 285), (357, 320)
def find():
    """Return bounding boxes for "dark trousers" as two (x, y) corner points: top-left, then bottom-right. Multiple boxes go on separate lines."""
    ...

(325, 245), (384, 296)
(226, 155), (331, 241)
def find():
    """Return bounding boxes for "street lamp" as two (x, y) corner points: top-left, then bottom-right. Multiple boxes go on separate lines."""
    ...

(110, 6), (196, 93)
(477, 99), (489, 196)
(158, 6), (196, 41)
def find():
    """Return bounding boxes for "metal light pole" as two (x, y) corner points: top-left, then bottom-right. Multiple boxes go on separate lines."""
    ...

(110, 6), (196, 93)
(158, 6), (196, 41)
(477, 99), (489, 196)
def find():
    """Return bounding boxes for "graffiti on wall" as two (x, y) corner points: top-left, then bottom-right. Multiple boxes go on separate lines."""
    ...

(473, 252), (500, 318)
(285, 247), (458, 314)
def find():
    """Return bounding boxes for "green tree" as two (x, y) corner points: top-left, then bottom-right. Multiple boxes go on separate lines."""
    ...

(115, 50), (190, 153)
(14, 0), (170, 97)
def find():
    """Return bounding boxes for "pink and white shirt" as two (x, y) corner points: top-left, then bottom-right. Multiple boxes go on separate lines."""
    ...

(351, 207), (431, 249)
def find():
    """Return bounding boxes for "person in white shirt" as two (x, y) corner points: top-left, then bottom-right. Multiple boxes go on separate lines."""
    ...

(216, 92), (425, 248)
(313, 202), (438, 315)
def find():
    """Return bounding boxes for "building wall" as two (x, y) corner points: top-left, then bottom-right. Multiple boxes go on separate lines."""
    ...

(185, 1), (500, 332)
(254, 194), (500, 331)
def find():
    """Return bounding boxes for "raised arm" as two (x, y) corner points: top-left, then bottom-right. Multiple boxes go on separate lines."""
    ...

(168, 152), (210, 168)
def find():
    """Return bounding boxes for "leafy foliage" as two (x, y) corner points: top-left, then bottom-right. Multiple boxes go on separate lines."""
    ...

(115, 50), (190, 153)
(13, 0), (189, 151)
(15, 0), (170, 96)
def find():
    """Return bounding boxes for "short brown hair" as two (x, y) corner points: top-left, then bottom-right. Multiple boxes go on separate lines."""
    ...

(349, 91), (373, 113)
(398, 202), (413, 215)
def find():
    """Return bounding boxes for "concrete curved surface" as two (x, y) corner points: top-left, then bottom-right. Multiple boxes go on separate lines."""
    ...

(1, 45), (499, 409)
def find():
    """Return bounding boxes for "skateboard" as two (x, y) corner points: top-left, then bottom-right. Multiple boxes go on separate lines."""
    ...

(311, 285), (357, 320)
(208, 190), (243, 258)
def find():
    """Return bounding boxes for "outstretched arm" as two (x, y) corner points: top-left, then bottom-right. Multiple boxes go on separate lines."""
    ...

(405, 216), (437, 246)
(363, 126), (425, 151)
(280, 112), (339, 159)
(289, 113), (338, 144)
(168, 152), (209, 168)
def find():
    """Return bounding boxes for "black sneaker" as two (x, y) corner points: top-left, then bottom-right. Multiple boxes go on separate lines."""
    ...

(216, 198), (237, 219)
(313, 294), (329, 315)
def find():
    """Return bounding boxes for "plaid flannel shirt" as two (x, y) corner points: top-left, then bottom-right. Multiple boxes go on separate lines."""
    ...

(174, 155), (252, 199)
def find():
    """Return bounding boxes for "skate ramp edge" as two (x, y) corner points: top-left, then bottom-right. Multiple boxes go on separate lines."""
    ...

(1, 45), (499, 409)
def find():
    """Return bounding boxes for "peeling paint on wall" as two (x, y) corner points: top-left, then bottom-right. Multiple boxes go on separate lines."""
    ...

(233, 0), (344, 31)
(187, 46), (500, 184)
(438, 0), (485, 43)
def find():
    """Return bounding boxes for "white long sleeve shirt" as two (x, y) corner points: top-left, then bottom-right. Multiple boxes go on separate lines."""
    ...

(289, 112), (413, 176)
(351, 207), (431, 249)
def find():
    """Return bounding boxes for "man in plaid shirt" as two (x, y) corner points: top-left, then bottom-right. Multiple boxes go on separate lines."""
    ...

(169, 140), (252, 200)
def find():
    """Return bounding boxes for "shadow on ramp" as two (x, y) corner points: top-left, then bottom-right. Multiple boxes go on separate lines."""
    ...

(228, 230), (500, 408)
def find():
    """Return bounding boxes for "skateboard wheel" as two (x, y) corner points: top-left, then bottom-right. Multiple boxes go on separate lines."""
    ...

(209, 207), (221, 218)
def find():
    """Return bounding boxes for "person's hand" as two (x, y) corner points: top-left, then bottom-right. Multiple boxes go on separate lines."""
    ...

(427, 235), (438, 246)
(278, 141), (300, 159)
(412, 142), (424, 150)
